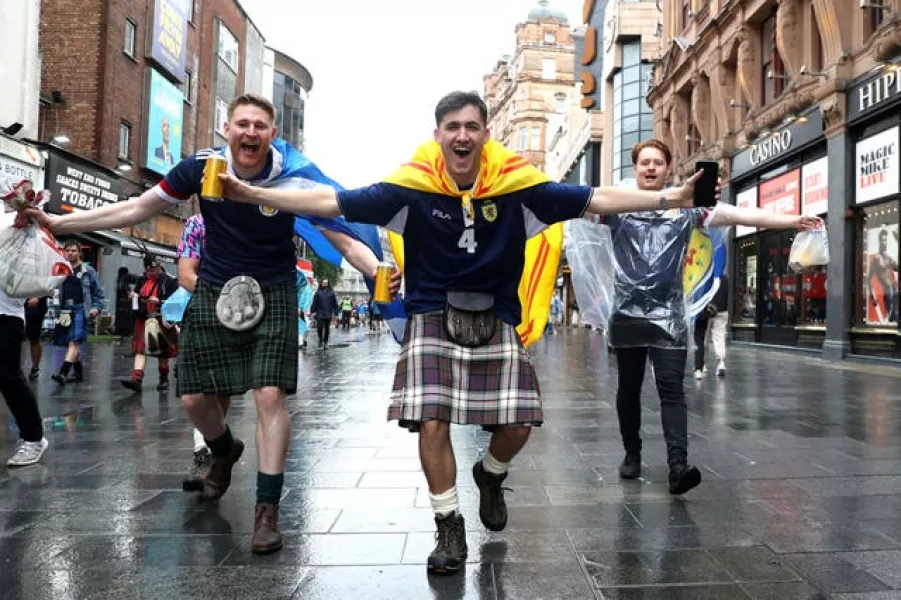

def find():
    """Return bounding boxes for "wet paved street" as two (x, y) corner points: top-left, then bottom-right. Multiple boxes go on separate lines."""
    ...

(3, 328), (901, 599)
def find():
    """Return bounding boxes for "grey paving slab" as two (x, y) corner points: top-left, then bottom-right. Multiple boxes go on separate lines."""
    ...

(2, 330), (901, 599)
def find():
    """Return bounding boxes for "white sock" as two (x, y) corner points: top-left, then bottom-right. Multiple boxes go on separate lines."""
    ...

(482, 451), (509, 476)
(429, 487), (459, 517)
(193, 429), (206, 453)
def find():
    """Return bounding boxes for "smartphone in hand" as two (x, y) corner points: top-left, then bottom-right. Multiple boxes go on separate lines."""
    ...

(693, 161), (719, 208)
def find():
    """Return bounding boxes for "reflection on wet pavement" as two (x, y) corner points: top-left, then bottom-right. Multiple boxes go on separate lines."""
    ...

(1, 330), (900, 598)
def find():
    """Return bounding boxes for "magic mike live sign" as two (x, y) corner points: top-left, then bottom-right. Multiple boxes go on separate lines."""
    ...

(731, 109), (823, 179)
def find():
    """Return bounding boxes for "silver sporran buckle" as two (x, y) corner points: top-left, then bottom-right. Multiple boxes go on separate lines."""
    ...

(215, 275), (265, 331)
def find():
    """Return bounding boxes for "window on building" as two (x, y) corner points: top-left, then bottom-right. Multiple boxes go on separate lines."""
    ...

(864, 0), (886, 36)
(217, 21), (239, 72)
(544, 32), (556, 44)
(733, 237), (758, 324)
(118, 122), (131, 159)
(518, 128), (527, 151)
(215, 97), (229, 139)
(687, 119), (700, 155)
(761, 12), (785, 104)
(542, 58), (557, 80)
(555, 93), (566, 113)
(857, 201), (899, 327)
(124, 19), (136, 57)
(183, 69), (193, 104)
(530, 127), (541, 151)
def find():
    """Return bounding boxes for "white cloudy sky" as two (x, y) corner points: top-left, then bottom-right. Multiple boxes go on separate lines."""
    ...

(240, 0), (582, 187)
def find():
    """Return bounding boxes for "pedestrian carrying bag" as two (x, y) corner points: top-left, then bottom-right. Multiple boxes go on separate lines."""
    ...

(443, 291), (496, 347)
(789, 228), (829, 272)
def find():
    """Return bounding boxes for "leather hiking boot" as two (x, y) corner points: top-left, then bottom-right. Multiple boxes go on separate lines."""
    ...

(472, 460), (509, 532)
(427, 513), (467, 575)
(251, 503), (283, 555)
(619, 452), (642, 479)
(669, 463), (702, 495)
(200, 438), (244, 501)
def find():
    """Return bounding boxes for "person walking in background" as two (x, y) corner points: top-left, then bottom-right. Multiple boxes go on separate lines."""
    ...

(310, 279), (339, 347)
(694, 273), (729, 379)
(51, 240), (104, 385)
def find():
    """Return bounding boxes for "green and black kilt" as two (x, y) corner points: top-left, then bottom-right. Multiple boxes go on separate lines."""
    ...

(177, 279), (298, 396)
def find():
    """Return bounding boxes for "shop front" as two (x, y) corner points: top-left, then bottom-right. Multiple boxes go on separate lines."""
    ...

(0, 134), (43, 188)
(728, 107), (828, 350)
(846, 59), (901, 358)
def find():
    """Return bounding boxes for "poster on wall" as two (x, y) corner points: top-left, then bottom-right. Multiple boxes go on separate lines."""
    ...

(802, 156), (829, 216)
(735, 187), (757, 237)
(150, 0), (189, 82)
(863, 221), (899, 326)
(856, 126), (899, 205)
(743, 255), (757, 321)
(759, 169), (801, 215)
(145, 69), (184, 176)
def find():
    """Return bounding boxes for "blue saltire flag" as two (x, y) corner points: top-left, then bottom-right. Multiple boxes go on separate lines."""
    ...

(267, 139), (406, 342)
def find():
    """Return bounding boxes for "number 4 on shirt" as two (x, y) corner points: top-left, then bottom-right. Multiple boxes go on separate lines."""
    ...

(458, 228), (478, 254)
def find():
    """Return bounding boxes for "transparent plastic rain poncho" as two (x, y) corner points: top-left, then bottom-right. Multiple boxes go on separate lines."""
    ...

(566, 182), (729, 349)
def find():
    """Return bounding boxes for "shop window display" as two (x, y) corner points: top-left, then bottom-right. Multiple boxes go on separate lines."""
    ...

(858, 202), (900, 327)
(800, 218), (827, 325)
(760, 231), (799, 329)
(733, 237), (757, 324)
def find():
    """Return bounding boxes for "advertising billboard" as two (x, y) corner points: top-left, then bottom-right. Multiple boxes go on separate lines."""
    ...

(150, 0), (189, 82)
(146, 69), (184, 176)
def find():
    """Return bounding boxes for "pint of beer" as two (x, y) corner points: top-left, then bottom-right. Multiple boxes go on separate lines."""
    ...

(373, 262), (395, 303)
(201, 156), (228, 201)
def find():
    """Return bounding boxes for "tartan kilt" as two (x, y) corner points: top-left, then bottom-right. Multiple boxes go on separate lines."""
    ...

(388, 312), (542, 431)
(177, 279), (298, 396)
(53, 307), (87, 346)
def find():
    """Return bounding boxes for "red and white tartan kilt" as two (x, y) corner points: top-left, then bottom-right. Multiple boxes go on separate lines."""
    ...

(388, 313), (543, 431)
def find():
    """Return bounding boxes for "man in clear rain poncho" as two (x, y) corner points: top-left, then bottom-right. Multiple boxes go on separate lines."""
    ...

(567, 139), (819, 495)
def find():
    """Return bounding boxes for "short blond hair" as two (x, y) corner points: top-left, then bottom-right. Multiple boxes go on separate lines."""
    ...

(227, 94), (276, 123)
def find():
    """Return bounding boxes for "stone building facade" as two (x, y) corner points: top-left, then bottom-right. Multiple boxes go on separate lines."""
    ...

(649, 0), (901, 360)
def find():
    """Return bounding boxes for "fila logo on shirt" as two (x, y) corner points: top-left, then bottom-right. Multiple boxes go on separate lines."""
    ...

(432, 209), (451, 221)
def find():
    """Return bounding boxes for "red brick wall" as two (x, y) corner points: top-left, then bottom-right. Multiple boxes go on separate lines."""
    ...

(39, 0), (104, 160)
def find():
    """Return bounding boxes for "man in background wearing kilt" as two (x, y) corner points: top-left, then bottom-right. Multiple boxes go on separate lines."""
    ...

(217, 90), (705, 575)
(23, 94), (390, 556)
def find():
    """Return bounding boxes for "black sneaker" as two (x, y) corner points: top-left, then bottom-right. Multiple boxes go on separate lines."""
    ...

(66, 375), (83, 384)
(157, 377), (170, 391)
(121, 378), (142, 392)
(472, 460), (509, 532)
(669, 463), (702, 495)
(427, 513), (467, 575)
(619, 452), (642, 479)
(28, 367), (39, 380)
(51, 373), (66, 385)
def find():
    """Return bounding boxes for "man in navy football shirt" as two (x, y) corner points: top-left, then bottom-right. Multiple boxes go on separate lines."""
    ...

(23, 94), (390, 556)
(217, 91), (705, 575)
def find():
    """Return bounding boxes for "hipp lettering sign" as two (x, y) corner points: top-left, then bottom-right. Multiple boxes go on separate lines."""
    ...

(856, 126), (899, 205)
(150, 0), (189, 82)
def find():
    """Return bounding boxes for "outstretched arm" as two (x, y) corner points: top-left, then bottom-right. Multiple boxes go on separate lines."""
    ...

(220, 174), (341, 217)
(707, 203), (819, 230)
(586, 170), (703, 215)
(21, 188), (170, 234)
(318, 228), (380, 278)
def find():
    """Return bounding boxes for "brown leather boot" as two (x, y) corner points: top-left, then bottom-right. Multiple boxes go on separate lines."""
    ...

(251, 502), (283, 555)
(201, 438), (244, 501)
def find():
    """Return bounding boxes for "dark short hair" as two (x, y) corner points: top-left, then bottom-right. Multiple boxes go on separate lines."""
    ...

(435, 91), (488, 127)
(631, 139), (673, 166)
(143, 254), (161, 269)
(227, 93), (277, 124)
(62, 239), (81, 250)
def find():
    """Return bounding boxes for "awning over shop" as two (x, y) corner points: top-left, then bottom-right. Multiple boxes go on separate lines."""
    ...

(74, 230), (177, 263)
